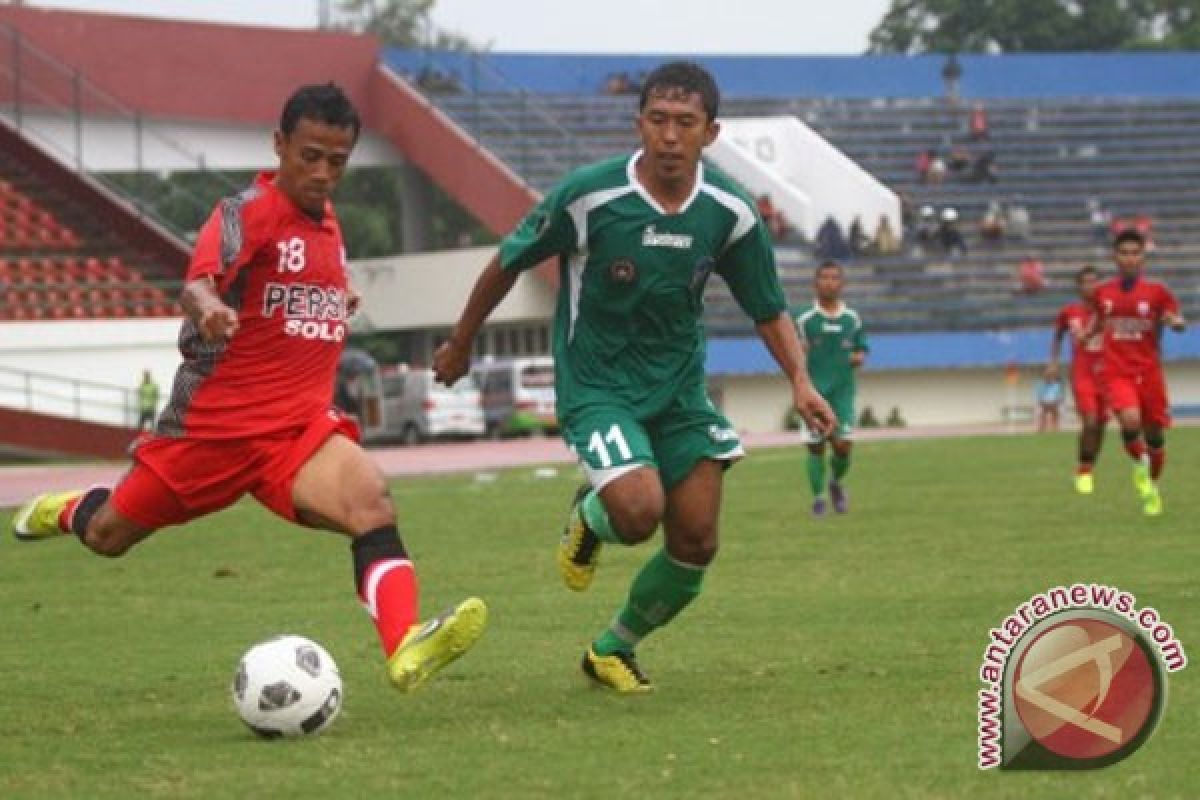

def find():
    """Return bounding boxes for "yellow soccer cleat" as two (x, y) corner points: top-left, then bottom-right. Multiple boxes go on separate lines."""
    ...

(388, 597), (487, 692)
(12, 490), (81, 541)
(1132, 461), (1153, 500)
(1074, 473), (1095, 495)
(581, 647), (653, 694)
(558, 485), (601, 592)
(1142, 485), (1163, 517)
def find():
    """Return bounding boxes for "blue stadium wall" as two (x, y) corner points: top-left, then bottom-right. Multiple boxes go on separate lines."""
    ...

(707, 329), (1200, 375)
(386, 50), (1200, 98)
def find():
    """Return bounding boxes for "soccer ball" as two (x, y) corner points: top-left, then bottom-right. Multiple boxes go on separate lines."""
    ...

(232, 635), (342, 738)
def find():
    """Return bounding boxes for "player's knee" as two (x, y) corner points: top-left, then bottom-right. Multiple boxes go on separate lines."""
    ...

(610, 497), (664, 543)
(82, 524), (133, 558)
(671, 527), (719, 566)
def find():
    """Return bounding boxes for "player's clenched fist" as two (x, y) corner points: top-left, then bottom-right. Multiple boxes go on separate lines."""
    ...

(197, 304), (239, 344)
(432, 339), (470, 387)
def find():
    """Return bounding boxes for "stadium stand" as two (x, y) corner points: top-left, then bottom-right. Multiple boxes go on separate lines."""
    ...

(0, 126), (183, 322)
(389, 51), (1200, 335)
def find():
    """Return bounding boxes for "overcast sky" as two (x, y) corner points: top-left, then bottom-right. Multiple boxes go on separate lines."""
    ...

(26, 0), (893, 54)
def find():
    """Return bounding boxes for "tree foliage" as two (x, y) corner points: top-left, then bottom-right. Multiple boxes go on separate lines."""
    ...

(334, 0), (477, 50)
(867, 0), (1200, 53)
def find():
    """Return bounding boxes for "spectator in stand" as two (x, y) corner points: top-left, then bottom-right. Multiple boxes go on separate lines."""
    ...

(941, 54), (963, 106)
(756, 194), (789, 241)
(848, 216), (871, 256)
(603, 72), (632, 95)
(815, 216), (852, 262)
(914, 205), (939, 255)
(979, 201), (1007, 246)
(872, 215), (899, 255)
(948, 145), (972, 177)
(970, 149), (998, 184)
(927, 152), (947, 185)
(1007, 201), (1032, 241)
(915, 148), (933, 183)
(1110, 214), (1155, 252)
(937, 207), (967, 257)
(1087, 198), (1112, 245)
(969, 102), (990, 141)
(1017, 254), (1046, 294)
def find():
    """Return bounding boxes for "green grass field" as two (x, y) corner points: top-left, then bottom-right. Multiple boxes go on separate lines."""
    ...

(2, 430), (1198, 799)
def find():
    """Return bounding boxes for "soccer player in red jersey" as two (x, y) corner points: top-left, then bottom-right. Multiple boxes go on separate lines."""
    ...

(12, 84), (486, 689)
(1048, 265), (1108, 495)
(1090, 229), (1186, 515)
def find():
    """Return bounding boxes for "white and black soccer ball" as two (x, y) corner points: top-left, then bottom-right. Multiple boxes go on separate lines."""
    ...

(232, 635), (342, 738)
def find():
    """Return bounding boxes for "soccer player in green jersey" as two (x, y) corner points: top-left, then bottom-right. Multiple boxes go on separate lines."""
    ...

(433, 62), (834, 692)
(793, 261), (868, 516)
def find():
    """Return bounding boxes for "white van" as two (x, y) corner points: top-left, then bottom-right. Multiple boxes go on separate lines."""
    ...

(471, 356), (557, 437)
(378, 364), (485, 445)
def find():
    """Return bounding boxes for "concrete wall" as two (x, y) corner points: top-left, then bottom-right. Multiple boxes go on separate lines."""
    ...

(2, 113), (402, 173)
(0, 319), (182, 426)
(714, 362), (1200, 434)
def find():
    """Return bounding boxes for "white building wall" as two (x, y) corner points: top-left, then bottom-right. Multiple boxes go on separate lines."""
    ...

(3, 112), (401, 173)
(714, 363), (1200, 433)
(0, 319), (183, 426)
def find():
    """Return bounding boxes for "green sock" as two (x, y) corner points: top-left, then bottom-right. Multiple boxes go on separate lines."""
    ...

(806, 452), (826, 497)
(592, 548), (706, 656)
(831, 452), (851, 482)
(580, 489), (624, 544)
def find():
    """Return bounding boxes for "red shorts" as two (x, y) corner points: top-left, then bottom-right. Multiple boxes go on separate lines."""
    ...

(1071, 370), (1108, 420)
(1104, 369), (1171, 428)
(110, 409), (361, 530)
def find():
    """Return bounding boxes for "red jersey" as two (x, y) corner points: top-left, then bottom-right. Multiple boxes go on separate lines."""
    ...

(1054, 302), (1103, 381)
(1093, 276), (1178, 376)
(158, 172), (350, 439)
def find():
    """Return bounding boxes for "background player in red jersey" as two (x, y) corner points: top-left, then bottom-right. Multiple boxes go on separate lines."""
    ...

(1049, 265), (1108, 494)
(12, 84), (486, 690)
(1090, 229), (1186, 515)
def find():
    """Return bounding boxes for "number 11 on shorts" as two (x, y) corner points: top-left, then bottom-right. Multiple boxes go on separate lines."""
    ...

(587, 424), (632, 468)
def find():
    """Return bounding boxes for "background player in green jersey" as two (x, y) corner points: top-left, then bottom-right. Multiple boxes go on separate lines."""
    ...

(434, 62), (834, 692)
(793, 261), (868, 516)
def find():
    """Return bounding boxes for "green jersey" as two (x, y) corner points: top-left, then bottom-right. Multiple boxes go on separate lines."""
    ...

(794, 303), (868, 394)
(499, 152), (785, 418)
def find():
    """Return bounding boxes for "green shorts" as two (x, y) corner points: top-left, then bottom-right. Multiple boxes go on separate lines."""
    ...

(563, 397), (744, 490)
(802, 384), (856, 443)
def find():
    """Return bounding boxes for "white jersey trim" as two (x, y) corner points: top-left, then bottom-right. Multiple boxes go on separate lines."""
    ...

(625, 150), (703, 216)
(699, 182), (757, 251)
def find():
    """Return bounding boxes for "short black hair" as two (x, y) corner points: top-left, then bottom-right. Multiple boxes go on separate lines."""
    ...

(280, 82), (361, 141)
(639, 61), (719, 121)
(1113, 228), (1146, 250)
(815, 260), (842, 279)
(1076, 264), (1098, 282)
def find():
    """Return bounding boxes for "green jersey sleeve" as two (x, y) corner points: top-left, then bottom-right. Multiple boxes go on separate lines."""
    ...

(716, 222), (786, 324)
(498, 183), (578, 273)
(852, 314), (869, 353)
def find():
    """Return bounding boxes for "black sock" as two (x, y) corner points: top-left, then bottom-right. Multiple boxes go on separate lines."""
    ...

(70, 488), (111, 539)
(350, 526), (409, 595)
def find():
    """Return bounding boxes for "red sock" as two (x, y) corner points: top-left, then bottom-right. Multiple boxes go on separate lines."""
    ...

(359, 559), (419, 657)
(1076, 463), (1093, 475)
(1149, 447), (1165, 480)
(57, 494), (83, 533)
(1123, 438), (1147, 463)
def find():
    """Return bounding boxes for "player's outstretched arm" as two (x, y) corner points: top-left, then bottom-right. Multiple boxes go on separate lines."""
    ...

(433, 253), (519, 386)
(180, 276), (239, 344)
(755, 313), (835, 437)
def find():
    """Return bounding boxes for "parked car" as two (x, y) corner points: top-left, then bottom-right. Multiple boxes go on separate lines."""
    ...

(471, 356), (557, 437)
(378, 364), (484, 445)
